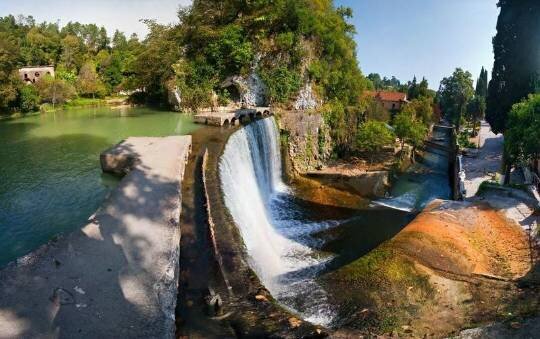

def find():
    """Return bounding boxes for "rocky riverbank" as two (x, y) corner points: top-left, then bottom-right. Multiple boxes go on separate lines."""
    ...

(323, 198), (539, 337)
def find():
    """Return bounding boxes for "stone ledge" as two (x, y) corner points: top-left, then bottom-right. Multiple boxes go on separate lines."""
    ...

(0, 136), (191, 339)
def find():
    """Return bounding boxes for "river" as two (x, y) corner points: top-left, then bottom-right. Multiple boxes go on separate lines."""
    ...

(0, 107), (199, 268)
(217, 118), (452, 327)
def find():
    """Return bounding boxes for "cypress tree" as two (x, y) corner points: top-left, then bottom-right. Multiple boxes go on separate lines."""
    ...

(486, 0), (540, 133)
(476, 67), (488, 98)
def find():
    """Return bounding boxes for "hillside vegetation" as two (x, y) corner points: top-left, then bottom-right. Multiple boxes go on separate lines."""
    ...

(168, 0), (371, 155)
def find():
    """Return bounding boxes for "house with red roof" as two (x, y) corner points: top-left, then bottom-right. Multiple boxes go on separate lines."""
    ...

(365, 90), (409, 111)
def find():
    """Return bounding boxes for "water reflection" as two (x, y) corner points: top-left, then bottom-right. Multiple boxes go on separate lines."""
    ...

(0, 107), (199, 267)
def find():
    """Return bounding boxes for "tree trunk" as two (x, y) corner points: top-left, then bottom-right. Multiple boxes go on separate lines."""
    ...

(502, 151), (512, 185)
(504, 163), (511, 185)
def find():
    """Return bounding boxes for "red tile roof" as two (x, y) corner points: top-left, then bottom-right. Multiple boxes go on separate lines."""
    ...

(365, 91), (408, 102)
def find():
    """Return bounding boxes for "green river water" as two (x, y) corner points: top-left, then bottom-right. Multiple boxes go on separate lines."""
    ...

(0, 107), (199, 268)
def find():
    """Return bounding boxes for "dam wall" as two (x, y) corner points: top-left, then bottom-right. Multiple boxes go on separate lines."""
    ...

(0, 136), (191, 338)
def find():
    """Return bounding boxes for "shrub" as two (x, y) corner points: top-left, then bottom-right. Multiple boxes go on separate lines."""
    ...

(357, 120), (395, 165)
(17, 85), (40, 112)
(259, 65), (301, 104)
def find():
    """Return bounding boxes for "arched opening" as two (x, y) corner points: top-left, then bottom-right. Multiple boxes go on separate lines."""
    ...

(223, 119), (230, 127)
(34, 72), (40, 78)
(223, 85), (241, 104)
(205, 119), (209, 125)
(231, 118), (237, 126)
(256, 112), (263, 119)
(264, 110), (270, 116)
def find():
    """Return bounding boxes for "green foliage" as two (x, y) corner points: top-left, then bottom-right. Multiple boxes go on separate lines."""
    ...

(131, 21), (181, 103)
(407, 76), (431, 100)
(63, 97), (105, 108)
(17, 85), (40, 112)
(394, 109), (428, 149)
(357, 120), (395, 155)
(173, 59), (215, 112)
(0, 15), (143, 113)
(0, 31), (21, 111)
(35, 75), (76, 105)
(437, 68), (475, 128)
(56, 66), (77, 84)
(504, 94), (540, 166)
(76, 61), (106, 98)
(322, 100), (364, 156)
(364, 97), (390, 123)
(206, 24), (253, 76)
(260, 65), (301, 103)
(476, 67), (488, 98)
(487, 1), (540, 133)
(368, 74), (403, 91)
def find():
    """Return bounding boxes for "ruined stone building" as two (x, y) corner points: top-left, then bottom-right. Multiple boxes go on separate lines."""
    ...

(18, 66), (55, 84)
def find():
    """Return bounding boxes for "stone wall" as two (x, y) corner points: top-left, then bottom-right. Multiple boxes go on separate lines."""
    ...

(304, 171), (390, 198)
(277, 110), (331, 173)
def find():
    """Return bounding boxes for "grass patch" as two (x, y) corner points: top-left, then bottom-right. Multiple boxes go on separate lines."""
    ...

(325, 245), (434, 333)
(64, 97), (106, 108)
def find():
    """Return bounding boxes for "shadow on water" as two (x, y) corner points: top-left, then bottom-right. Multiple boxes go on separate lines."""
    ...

(0, 133), (117, 268)
(270, 193), (414, 280)
(0, 140), (183, 337)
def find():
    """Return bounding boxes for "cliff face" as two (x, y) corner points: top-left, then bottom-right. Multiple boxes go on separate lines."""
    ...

(278, 110), (331, 173)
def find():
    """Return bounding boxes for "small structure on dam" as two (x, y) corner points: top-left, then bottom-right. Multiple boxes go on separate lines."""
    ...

(0, 136), (191, 338)
(194, 107), (272, 126)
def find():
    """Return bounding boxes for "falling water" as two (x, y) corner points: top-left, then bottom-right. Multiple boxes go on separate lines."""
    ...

(219, 118), (337, 326)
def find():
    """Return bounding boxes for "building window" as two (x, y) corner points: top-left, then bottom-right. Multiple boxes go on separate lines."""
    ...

(35, 72), (40, 77)
(392, 103), (396, 109)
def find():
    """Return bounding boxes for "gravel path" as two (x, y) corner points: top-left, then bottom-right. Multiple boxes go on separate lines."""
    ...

(462, 121), (504, 198)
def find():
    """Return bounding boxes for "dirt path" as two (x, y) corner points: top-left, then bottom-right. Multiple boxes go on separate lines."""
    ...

(462, 121), (504, 198)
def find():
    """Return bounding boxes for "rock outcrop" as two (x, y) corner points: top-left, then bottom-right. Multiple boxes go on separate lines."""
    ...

(221, 72), (267, 107)
(294, 83), (319, 111)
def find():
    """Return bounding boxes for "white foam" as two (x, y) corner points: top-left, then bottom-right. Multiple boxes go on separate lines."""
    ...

(219, 118), (336, 326)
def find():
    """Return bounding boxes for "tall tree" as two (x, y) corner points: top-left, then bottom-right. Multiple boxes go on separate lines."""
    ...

(476, 67), (488, 98)
(486, 0), (540, 133)
(417, 77), (430, 98)
(77, 61), (106, 98)
(437, 68), (474, 130)
(407, 76), (418, 99)
(0, 32), (21, 111)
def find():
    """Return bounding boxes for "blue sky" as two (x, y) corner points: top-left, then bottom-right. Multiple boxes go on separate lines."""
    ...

(1, 0), (499, 88)
(337, 0), (499, 88)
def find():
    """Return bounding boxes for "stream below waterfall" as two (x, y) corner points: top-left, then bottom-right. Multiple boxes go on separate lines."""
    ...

(218, 118), (451, 327)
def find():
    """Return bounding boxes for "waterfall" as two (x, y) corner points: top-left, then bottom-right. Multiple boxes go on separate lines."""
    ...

(219, 118), (336, 326)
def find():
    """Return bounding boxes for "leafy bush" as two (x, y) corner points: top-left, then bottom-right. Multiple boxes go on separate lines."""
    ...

(35, 75), (76, 105)
(259, 65), (301, 104)
(357, 120), (395, 165)
(17, 85), (40, 112)
(505, 94), (540, 165)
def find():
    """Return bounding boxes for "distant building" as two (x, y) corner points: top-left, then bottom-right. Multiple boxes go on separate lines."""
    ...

(18, 66), (55, 84)
(365, 90), (408, 111)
